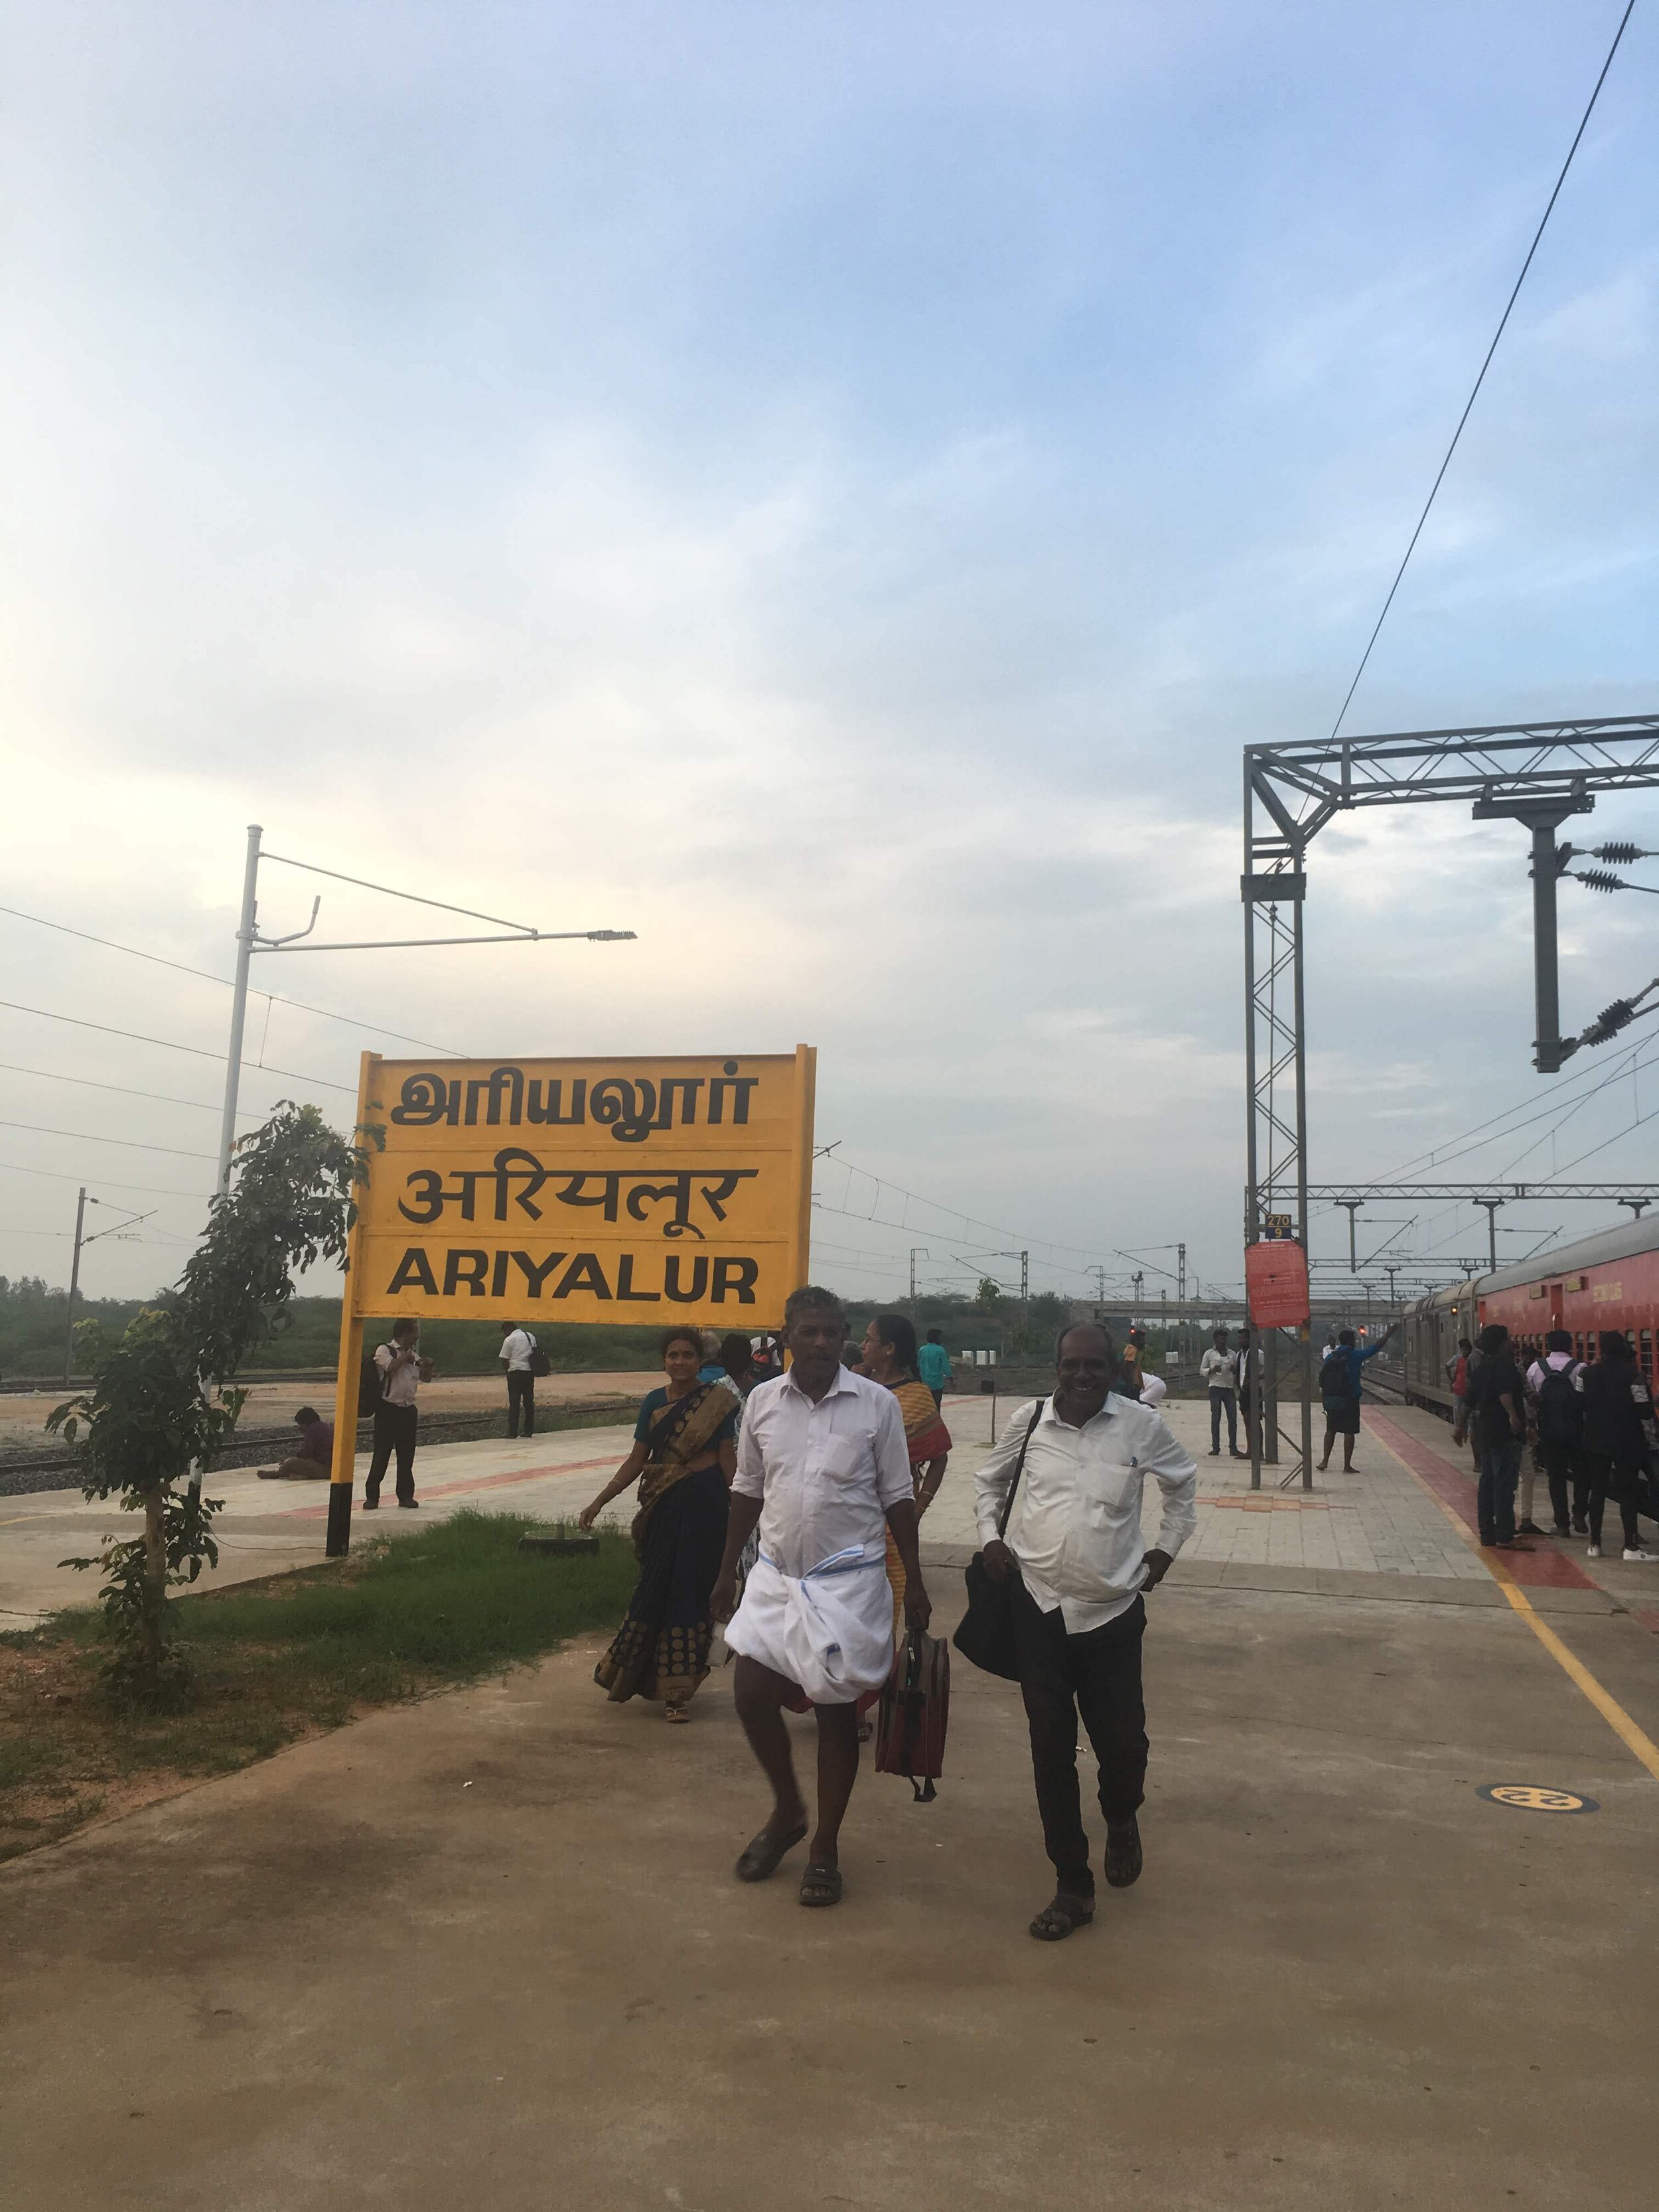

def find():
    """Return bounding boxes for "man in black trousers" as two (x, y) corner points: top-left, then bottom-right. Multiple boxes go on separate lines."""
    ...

(365, 1318), (428, 1510)
(975, 1322), (1197, 1941)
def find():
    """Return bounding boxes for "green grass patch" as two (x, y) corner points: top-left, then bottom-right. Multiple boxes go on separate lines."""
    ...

(0, 1512), (638, 1864)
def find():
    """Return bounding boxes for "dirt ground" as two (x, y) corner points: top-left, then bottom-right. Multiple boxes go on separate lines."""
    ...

(0, 1370), (658, 1451)
(4, 1552), (1657, 2209)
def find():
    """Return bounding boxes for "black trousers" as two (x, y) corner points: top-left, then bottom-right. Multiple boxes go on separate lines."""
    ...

(1579, 1451), (1640, 1551)
(367, 1404), (418, 1504)
(1012, 1582), (1147, 1895)
(1209, 1387), (1238, 1451)
(506, 1370), (536, 1438)
(1537, 1439), (1588, 1531)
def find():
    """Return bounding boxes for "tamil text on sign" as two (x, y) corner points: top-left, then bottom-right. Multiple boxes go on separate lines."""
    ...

(347, 1047), (816, 1327)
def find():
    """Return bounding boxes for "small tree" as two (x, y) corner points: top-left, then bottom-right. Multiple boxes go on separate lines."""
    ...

(975, 1276), (1004, 1311)
(50, 1104), (376, 1704)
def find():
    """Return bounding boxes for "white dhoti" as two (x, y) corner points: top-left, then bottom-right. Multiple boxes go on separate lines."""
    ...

(722, 1544), (894, 1706)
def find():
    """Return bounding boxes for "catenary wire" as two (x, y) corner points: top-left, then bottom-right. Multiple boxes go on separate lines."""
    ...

(0, 1159), (209, 1199)
(0, 901), (463, 1054)
(1325, 0), (1638, 743)
(0, 1061), (258, 1117)
(0, 999), (354, 1092)
(0, 1119), (216, 1159)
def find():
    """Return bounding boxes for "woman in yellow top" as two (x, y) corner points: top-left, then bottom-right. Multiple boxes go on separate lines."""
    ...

(859, 1312), (952, 1629)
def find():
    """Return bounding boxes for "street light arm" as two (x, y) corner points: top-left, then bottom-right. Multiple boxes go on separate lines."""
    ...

(263, 929), (636, 954)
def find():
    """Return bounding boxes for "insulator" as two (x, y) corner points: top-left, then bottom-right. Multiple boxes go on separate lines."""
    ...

(1575, 868), (1626, 893)
(1593, 843), (1650, 865)
(1582, 999), (1636, 1047)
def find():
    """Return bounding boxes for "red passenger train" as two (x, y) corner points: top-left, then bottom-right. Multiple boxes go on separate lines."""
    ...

(1402, 1216), (1659, 1415)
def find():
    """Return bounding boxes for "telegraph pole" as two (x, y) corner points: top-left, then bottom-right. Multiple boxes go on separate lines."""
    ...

(217, 825), (264, 1194)
(63, 1187), (88, 1387)
(1475, 1198), (1504, 1273)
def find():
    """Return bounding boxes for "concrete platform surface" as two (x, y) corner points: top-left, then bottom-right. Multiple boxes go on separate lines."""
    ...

(11, 1386), (1659, 1630)
(5, 1561), (1658, 2210)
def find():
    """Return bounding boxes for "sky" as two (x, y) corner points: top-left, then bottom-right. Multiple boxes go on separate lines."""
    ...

(1, 0), (1656, 1314)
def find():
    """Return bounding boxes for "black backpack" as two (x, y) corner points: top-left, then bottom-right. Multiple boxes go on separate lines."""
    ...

(1536, 1364), (1584, 1447)
(1320, 1351), (1355, 1398)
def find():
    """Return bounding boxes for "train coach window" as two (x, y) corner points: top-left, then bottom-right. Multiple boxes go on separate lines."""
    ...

(1643, 1329), (1653, 1376)
(1575, 1333), (1587, 1363)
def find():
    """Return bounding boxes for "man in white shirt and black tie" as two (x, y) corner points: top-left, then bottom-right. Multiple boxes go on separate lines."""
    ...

(976, 1321), (1197, 1941)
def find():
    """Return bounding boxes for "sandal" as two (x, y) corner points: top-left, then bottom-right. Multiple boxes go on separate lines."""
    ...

(664, 1704), (692, 1724)
(734, 1819), (807, 1883)
(1029, 1892), (1095, 1943)
(798, 1860), (843, 1908)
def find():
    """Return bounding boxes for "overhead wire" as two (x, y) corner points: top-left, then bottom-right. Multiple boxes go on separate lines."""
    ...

(1325, 0), (1638, 741)
(0, 901), (463, 1055)
(0, 1119), (216, 1160)
(0, 1160), (210, 1199)
(0, 999), (354, 1092)
(0, 1061), (257, 1117)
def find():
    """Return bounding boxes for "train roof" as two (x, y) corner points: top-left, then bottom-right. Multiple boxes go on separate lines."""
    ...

(1414, 1213), (1659, 1310)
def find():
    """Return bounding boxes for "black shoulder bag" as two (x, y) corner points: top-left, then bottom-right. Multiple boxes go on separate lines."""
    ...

(952, 1398), (1046, 1680)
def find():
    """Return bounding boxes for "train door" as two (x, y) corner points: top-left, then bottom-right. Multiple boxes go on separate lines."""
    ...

(1547, 1282), (1564, 1332)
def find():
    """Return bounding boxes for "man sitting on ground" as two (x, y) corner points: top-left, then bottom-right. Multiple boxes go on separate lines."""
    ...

(257, 1405), (335, 1481)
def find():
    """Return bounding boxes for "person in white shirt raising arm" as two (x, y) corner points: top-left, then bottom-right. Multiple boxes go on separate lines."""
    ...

(976, 1321), (1197, 1943)
(711, 1285), (929, 1911)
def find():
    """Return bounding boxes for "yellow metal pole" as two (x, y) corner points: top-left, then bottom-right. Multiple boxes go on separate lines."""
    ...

(788, 1043), (817, 1311)
(326, 1051), (378, 1558)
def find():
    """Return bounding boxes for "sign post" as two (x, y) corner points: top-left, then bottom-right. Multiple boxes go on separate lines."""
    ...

(326, 1045), (816, 1556)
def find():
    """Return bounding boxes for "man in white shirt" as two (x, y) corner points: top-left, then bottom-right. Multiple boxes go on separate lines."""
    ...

(498, 1319), (539, 1439)
(976, 1321), (1197, 1941)
(365, 1319), (429, 1509)
(712, 1284), (929, 1910)
(1199, 1328), (1245, 1457)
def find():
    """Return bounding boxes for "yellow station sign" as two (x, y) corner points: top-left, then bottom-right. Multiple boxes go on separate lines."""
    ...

(346, 1045), (816, 1326)
(326, 1045), (816, 1550)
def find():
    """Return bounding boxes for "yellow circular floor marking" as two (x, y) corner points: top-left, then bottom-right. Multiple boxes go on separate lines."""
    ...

(1477, 1783), (1597, 1814)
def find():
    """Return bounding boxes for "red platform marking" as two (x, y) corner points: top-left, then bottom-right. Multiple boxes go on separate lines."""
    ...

(1365, 1409), (1598, 1591)
(280, 1453), (620, 1520)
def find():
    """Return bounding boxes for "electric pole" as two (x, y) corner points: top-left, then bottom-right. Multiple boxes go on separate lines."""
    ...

(908, 1247), (931, 1301)
(63, 1187), (88, 1388)
(1475, 1198), (1503, 1274)
(1020, 1250), (1029, 1303)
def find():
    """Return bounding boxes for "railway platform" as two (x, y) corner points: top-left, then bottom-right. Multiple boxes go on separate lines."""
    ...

(4, 1384), (1658, 2207)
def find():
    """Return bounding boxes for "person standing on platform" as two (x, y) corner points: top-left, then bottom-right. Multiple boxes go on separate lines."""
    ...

(1526, 1331), (1586, 1538)
(1463, 1323), (1530, 1551)
(1579, 1331), (1659, 1563)
(711, 1286), (928, 1910)
(365, 1319), (429, 1510)
(1448, 1337), (1475, 1447)
(498, 1319), (539, 1439)
(1315, 1323), (1397, 1474)
(1200, 1329), (1244, 1457)
(918, 1327), (952, 1410)
(975, 1322), (1196, 1943)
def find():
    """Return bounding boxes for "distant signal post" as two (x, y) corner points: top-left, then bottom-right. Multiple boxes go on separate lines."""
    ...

(326, 1045), (817, 1554)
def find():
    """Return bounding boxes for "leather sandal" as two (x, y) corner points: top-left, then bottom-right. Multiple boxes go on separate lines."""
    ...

(734, 1820), (806, 1883)
(798, 1860), (843, 1907)
(1029, 1892), (1095, 1942)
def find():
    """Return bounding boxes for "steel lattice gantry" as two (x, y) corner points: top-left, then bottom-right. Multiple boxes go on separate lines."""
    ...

(1242, 711), (1659, 1491)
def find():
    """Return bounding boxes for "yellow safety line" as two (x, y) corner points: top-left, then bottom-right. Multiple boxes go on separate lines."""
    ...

(1384, 1429), (1659, 1785)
